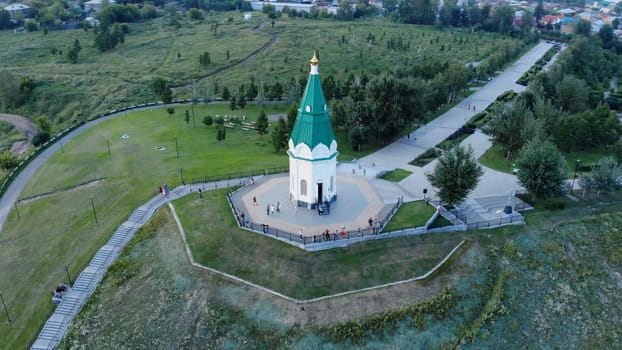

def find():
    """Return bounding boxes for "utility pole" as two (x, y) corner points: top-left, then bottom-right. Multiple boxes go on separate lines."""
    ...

(90, 196), (98, 224)
(0, 291), (11, 322)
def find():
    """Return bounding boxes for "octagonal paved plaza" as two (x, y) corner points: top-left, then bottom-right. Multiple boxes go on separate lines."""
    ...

(229, 174), (395, 237)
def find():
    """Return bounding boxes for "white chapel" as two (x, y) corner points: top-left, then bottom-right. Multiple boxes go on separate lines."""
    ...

(288, 53), (339, 209)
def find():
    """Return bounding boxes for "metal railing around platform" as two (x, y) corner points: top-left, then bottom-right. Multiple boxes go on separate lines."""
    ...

(226, 192), (403, 247)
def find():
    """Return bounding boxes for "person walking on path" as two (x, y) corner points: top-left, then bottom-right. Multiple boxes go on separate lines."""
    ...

(253, 196), (258, 206)
(270, 204), (275, 214)
(276, 201), (281, 213)
(266, 204), (270, 216)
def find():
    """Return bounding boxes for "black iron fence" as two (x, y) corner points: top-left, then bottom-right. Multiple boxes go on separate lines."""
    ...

(226, 192), (403, 246)
(186, 167), (288, 186)
(425, 198), (529, 228)
(466, 215), (525, 230)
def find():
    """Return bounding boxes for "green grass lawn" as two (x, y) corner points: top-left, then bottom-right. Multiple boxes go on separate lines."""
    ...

(479, 142), (608, 176)
(0, 13), (518, 128)
(57, 190), (622, 348)
(379, 168), (412, 182)
(383, 200), (436, 231)
(0, 104), (290, 349)
(478, 143), (512, 173)
(176, 190), (462, 299)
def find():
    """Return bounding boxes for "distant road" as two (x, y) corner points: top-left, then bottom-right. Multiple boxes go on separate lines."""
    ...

(0, 113), (37, 139)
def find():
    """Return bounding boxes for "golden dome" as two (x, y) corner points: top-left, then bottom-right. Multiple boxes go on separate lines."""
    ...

(310, 51), (319, 65)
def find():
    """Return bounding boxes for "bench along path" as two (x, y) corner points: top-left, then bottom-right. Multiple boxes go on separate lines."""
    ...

(31, 178), (248, 350)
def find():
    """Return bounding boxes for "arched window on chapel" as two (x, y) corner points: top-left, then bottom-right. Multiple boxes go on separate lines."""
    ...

(300, 180), (307, 196)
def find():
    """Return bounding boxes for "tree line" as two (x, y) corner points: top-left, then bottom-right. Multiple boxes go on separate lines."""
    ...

(483, 35), (622, 198)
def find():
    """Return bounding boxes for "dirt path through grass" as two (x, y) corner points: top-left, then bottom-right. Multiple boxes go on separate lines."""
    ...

(0, 112), (37, 156)
(173, 34), (277, 89)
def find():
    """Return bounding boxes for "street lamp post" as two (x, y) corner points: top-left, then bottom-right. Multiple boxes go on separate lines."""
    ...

(65, 265), (73, 286)
(90, 196), (98, 224)
(0, 291), (11, 322)
(571, 159), (580, 194)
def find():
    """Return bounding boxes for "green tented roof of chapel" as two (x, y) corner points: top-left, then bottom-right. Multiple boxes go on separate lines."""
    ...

(290, 73), (336, 150)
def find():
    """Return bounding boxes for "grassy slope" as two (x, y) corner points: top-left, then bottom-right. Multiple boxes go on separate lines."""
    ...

(58, 198), (622, 349)
(176, 189), (462, 299)
(0, 104), (288, 349)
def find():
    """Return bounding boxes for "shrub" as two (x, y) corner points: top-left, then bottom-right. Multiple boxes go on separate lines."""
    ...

(32, 131), (51, 147)
(202, 115), (213, 126)
(542, 198), (567, 210)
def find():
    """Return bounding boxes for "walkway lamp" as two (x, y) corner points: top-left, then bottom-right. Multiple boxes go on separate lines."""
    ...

(0, 291), (11, 322)
(571, 159), (580, 194)
(90, 196), (98, 224)
(65, 265), (73, 286)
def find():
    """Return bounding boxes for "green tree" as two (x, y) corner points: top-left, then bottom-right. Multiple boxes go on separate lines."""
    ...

(150, 77), (173, 104)
(32, 132), (51, 147)
(237, 85), (246, 109)
(35, 115), (52, 133)
(534, 0), (544, 25)
(215, 116), (224, 126)
(221, 86), (230, 100)
(271, 117), (289, 152)
(0, 9), (11, 30)
(229, 96), (237, 110)
(202, 115), (213, 126)
(67, 45), (79, 63)
(216, 126), (225, 141)
(0, 150), (19, 170)
(0, 70), (26, 108)
(142, 4), (158, 19)
(184, 110), (190, 124)
(580, 156), (622, 194)
(256, 109), (269, 135)
(348, 75), (426, 145)
(199, 51), (211, 65)
(286, 102), (298, 132)
(167, 107), (175, 116)
(555, 75), (588, 114)
(598, 24), (616, 50)
(188, 8), (204, 20)
(94, 24), (125, 52)
(426, 145), (484, 206)
(24, 19), (38, 32)
(532, 97), (564, 136)
(482, 100), (534, 157)
(574, 19), (592, 37)
(247, 78), (258, 100)
(516, 139), (567, 198)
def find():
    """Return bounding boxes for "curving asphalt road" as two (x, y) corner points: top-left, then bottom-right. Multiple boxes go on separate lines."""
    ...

(0, 103), (187, 231)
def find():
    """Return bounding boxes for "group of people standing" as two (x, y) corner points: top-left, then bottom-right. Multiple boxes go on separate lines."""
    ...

(266, 201), (280, 215)
(158, 184), (170, 196)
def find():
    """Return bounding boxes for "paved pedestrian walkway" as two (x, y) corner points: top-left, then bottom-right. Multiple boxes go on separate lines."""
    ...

(30, 178), (249, 350)
(352, 41), (554, 201)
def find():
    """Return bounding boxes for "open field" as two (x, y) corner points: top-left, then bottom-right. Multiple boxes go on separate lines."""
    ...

(57, 194), (622, 348)
(0, 13), (520, 128)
